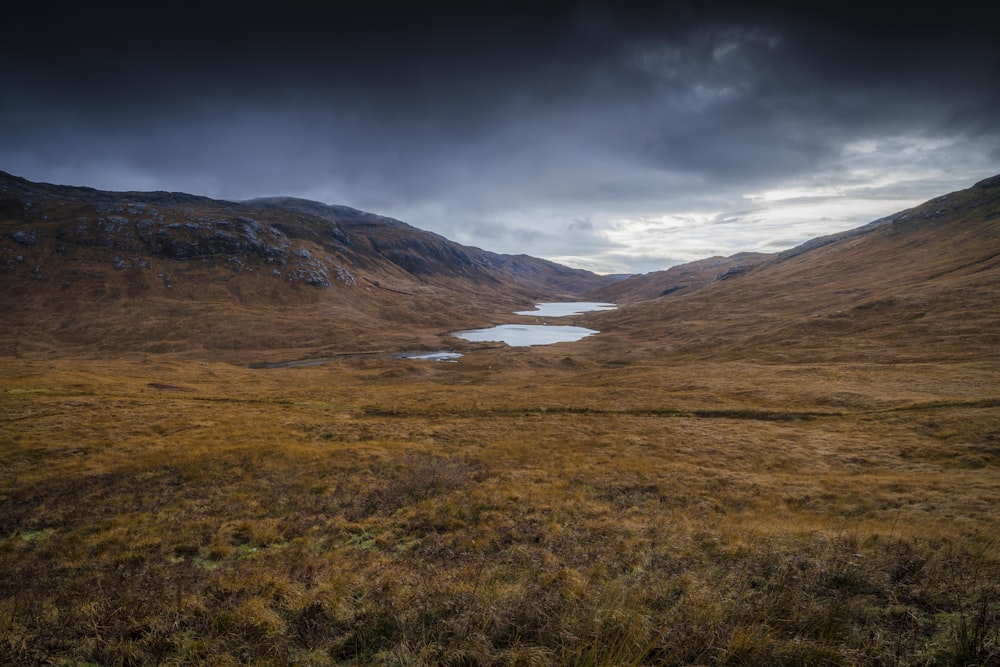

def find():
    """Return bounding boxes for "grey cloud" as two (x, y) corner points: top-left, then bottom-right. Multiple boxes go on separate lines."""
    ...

(2, 2), (998, 273)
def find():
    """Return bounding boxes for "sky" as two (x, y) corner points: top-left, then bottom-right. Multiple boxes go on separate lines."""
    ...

(3, 1), (999, 274)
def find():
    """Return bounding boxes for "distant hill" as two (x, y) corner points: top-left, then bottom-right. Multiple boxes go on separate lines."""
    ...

(587, 174), (1000, 365)
(0, 172), (612, 359)
(586, 252), (771, 303)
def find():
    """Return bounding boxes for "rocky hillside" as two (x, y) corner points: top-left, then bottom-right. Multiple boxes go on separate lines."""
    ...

(0, 172), (611, 359)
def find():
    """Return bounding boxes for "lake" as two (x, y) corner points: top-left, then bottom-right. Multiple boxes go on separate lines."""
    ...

(452, 301), (614, 347)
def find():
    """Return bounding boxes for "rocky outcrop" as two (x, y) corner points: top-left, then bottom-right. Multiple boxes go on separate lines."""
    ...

(135, 217), (290, 264)
(9, 230), (36, 246)
(715, 263), (756, 281)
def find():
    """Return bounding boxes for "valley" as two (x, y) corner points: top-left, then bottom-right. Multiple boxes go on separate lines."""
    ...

(1, 173), (999, 665)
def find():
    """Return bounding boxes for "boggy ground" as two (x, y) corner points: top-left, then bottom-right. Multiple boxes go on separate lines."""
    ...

(1, 348), (999, 666)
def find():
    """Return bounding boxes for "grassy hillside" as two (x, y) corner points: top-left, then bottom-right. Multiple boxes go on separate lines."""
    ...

(1, 176), (999, 665)
(591, 174), (1000, 365)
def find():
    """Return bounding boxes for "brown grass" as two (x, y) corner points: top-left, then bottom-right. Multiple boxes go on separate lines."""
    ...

(3, 163), (999, 665)
(2, 351), (998, 666)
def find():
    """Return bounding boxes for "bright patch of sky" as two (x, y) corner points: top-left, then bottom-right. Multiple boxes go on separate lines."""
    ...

(542, 133), (999, 273)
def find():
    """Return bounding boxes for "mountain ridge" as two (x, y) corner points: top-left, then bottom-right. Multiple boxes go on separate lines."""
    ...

(586, 173), (1000, 365)
(3, 171), (999, 363)
(588, 174), (1000, 305)
(0, 170), (612, 291)
(0, 171), (611, 359)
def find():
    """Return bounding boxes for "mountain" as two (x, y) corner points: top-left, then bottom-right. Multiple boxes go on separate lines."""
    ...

(0, 172), (612, 359)
(585, 174), (1000, 365)
(4, 171), (1000, 366)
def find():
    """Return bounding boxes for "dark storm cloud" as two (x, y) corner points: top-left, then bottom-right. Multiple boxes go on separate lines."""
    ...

(2, 2), (999, 271)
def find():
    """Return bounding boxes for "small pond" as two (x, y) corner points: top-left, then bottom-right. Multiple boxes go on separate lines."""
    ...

(514, 301), (617, 317)
(452, 301), (615, 346)
(395, 351), (463, 362)
(452, 324), (599, 347)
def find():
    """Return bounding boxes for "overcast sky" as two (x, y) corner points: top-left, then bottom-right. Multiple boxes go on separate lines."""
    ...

(3, 1), (998, 273)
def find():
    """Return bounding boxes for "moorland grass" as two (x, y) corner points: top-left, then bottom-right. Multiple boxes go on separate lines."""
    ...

(1, 355), (998, 666)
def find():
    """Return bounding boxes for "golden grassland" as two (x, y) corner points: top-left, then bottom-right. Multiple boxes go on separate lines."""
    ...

(2, 348), (998, 666)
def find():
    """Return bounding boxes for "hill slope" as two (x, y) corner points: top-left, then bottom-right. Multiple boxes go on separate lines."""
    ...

(0, 172), (612, 359)
(584, 174), (1000, 364)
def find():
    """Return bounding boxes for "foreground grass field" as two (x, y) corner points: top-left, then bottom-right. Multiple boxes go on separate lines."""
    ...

(2, 350), (998, 666)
